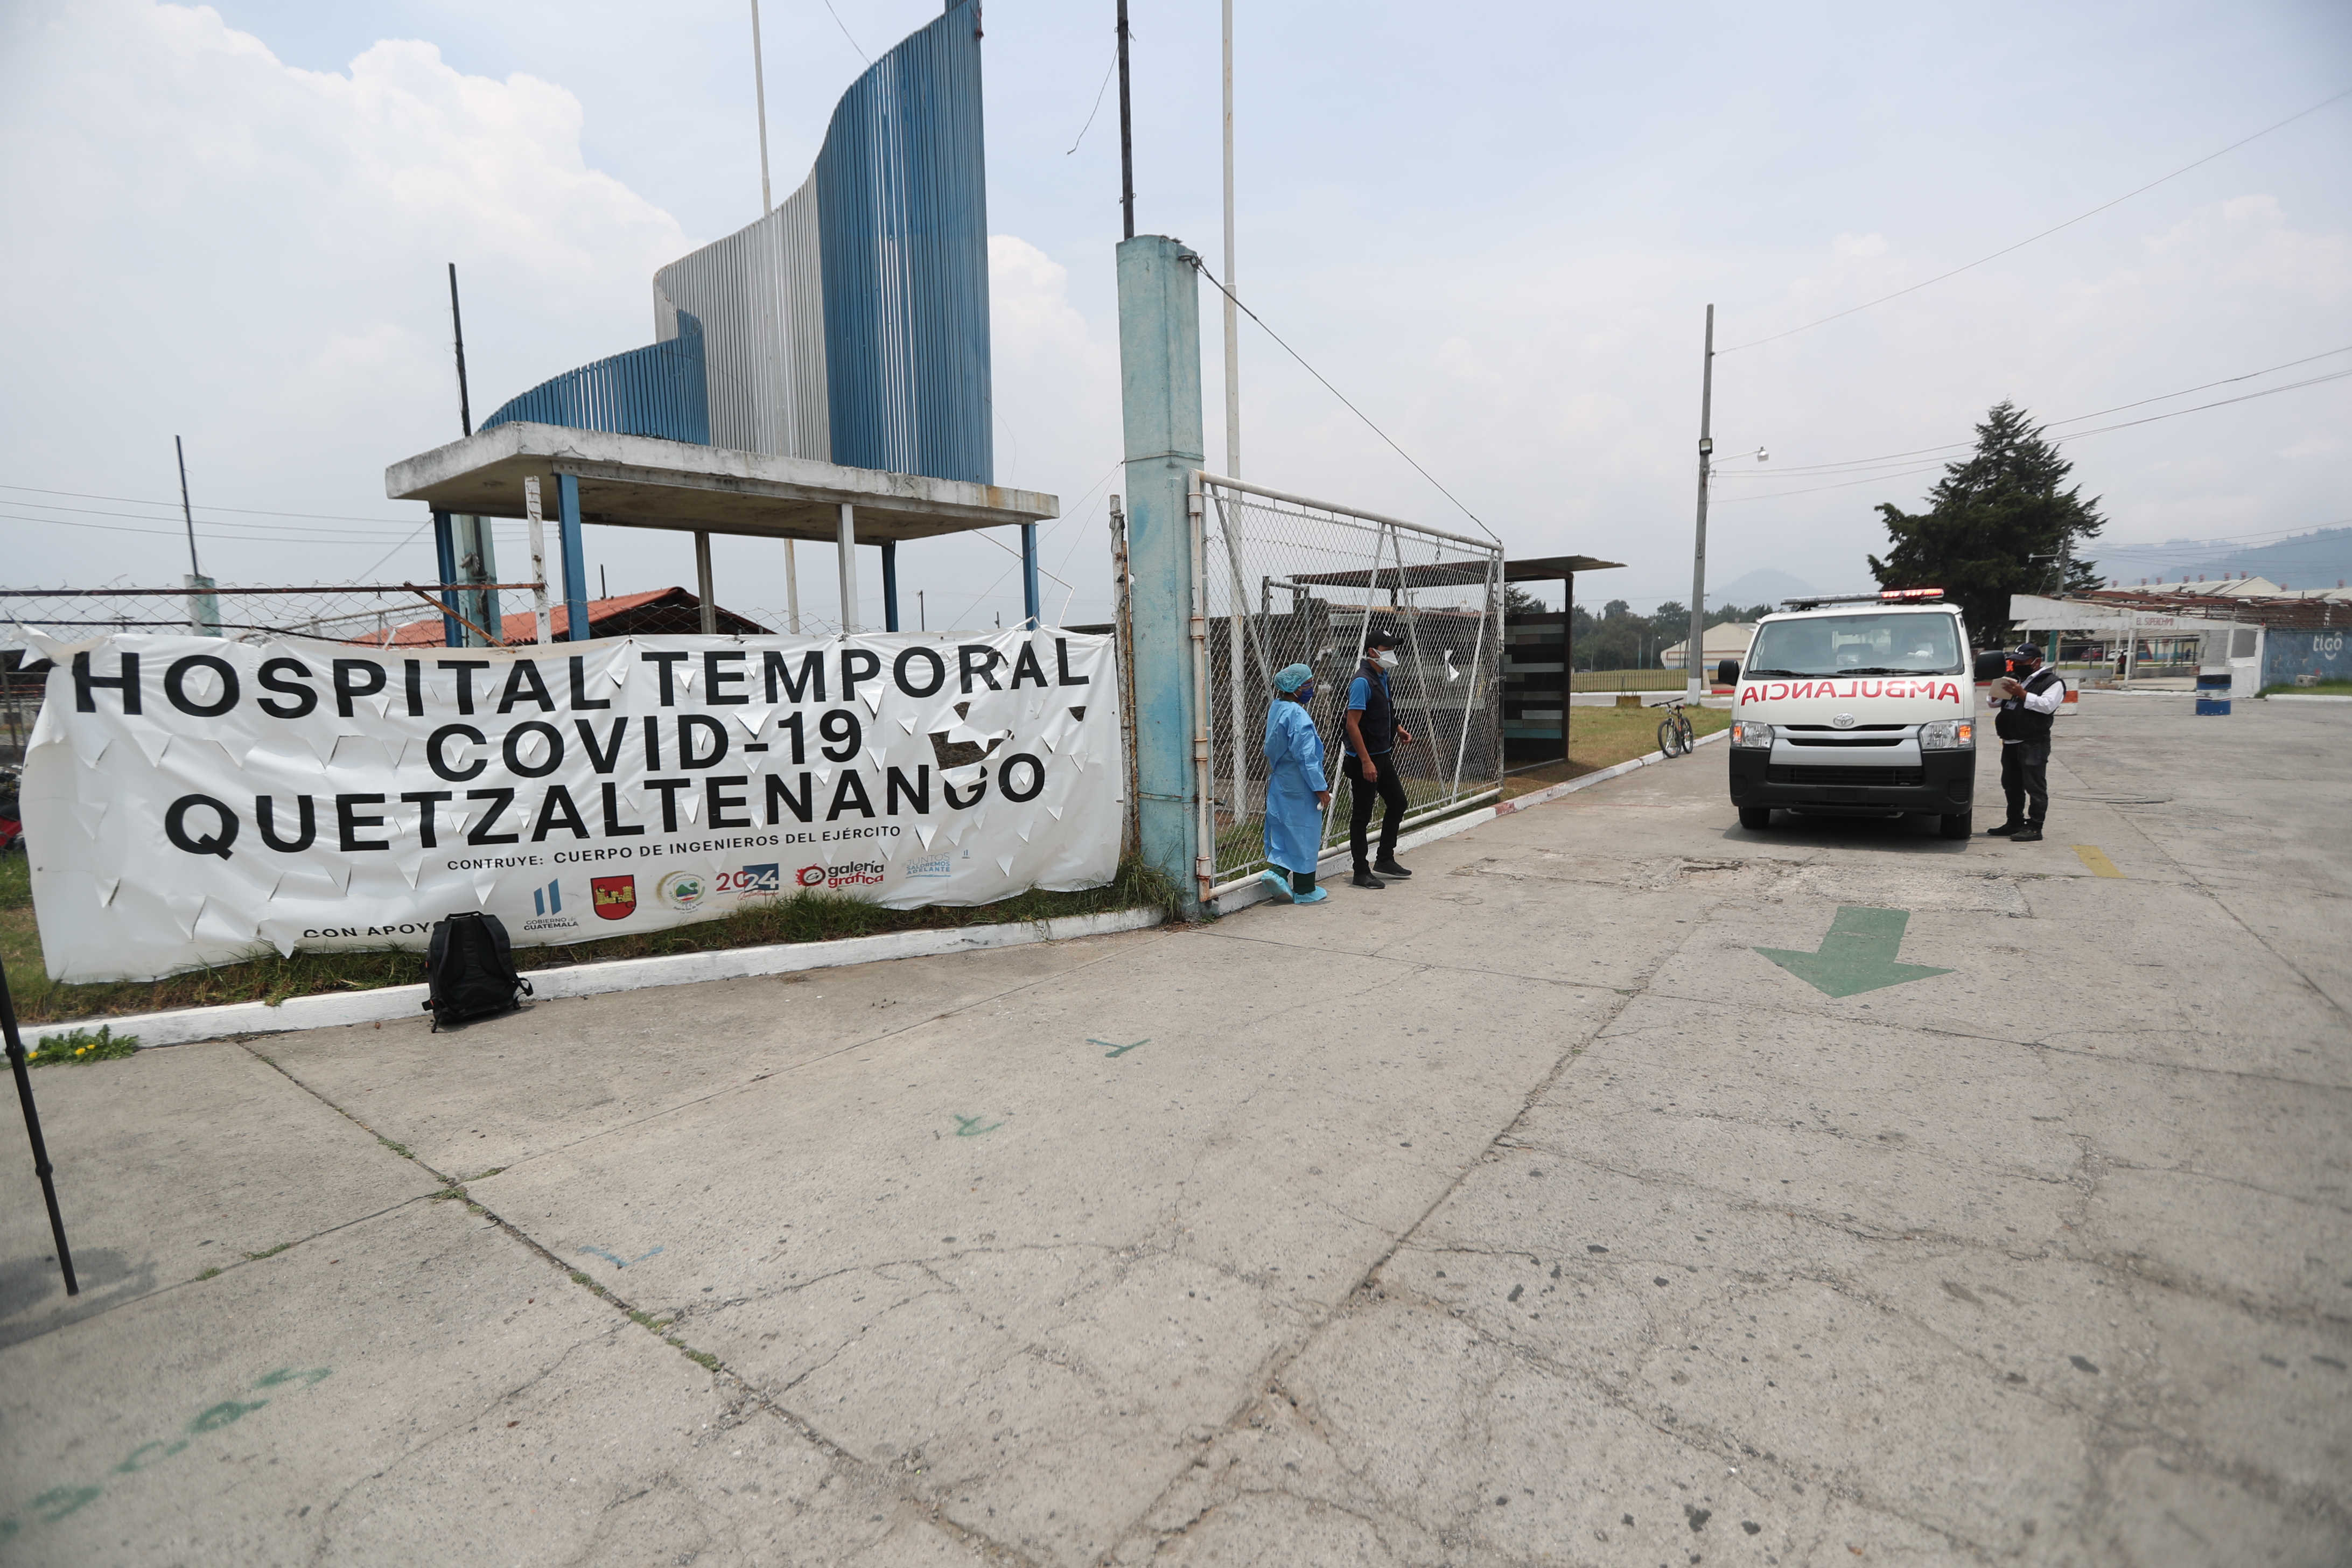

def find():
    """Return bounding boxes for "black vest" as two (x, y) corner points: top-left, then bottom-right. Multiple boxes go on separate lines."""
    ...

(1994, 666), (2061, 742)
(1352, 664), (1395, 754)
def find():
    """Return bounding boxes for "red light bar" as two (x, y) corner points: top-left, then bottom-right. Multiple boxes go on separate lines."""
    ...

(1879, 587), (1944, 600)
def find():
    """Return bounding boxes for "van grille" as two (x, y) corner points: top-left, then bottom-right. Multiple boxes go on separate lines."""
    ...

(1768, 765), (1925, 787)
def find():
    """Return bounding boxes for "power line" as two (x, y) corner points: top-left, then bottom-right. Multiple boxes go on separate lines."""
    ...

(1184, 255), (1502, 545)
(1718, 86), (2352, 355)
(821, 0), (869, 64)
(0, 481), (421, 526)
(5, 498), (416, 537)
(1717, 346), (2352, 480)
(1066, 41), (1120, 155)
(1712, 366), (2352, 505)
(0, 509), (416, 547)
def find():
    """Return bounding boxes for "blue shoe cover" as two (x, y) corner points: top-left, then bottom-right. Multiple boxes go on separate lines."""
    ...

(1293, 886), (1329, 904)
(1258, 868), (1293, 902)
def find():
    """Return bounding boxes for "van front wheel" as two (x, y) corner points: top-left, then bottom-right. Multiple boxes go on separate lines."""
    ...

(1938, 810), (1972, 840)
(1738, 806), (1773, 831)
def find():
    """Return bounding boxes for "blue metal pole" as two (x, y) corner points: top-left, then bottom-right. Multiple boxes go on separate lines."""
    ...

(881, 540), (901, 632)
(1116, 235), (1206, 914)
(1020, 522), (1041, 628)
(555, 473), (591, 642)
(431, 508), (463, 647)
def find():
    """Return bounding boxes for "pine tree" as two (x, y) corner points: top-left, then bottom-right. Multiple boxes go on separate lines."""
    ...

(1868, 401), (2105, 642)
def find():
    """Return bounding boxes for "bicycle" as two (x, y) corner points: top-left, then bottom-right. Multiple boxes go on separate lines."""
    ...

(1655, 699), (1696, 758)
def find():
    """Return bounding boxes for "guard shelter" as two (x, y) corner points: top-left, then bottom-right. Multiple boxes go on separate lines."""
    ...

(384, 422), (1058, 641)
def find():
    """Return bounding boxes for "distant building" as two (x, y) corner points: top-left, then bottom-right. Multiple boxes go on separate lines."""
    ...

(1660, 622), (1758, 671)
(373, 588), (767, 647)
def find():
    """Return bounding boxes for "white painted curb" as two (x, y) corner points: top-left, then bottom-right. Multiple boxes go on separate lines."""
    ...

(1208, 728), (1727, 915)
(49, 906), (1168, 1051)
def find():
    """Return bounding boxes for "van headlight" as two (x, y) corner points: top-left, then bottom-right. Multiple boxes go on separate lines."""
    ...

(1919, 719), (1973, 750)
(1731, 720), (1774, 749)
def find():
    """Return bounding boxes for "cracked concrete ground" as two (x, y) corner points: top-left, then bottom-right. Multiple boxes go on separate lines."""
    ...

(2, 694), (2345, 1566)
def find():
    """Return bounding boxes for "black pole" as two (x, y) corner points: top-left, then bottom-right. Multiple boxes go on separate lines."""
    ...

(174, 435), (202, 580)
(1116, 0), (1134, 240)
(1, 961), (78, 1297)
(447, 262), (473, 438)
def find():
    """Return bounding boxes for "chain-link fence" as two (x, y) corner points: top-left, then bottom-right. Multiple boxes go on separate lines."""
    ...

(0, 582), (565, 647)
(1196, 474), (1503, 895)
(2, 583), (562, 764)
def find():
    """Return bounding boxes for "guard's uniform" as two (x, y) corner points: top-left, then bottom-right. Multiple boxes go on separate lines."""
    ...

(1992, 665), (2065, 830)
(1344, 661), (1408, 875)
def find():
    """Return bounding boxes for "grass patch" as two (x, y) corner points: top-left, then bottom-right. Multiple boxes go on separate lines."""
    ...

(2264, 681), (2352, 696)
(668, 1338), (720, 1371)
(377, 1137), (415, 1160)
(26, 1023), (139, 1067)
(1570, 670), (1688, 692)
(194, 1266), (222, 1282)
(0, 855), (1181, 1026)
(242, 1242), (293, 1261)
(628, 1308), (676, 1332)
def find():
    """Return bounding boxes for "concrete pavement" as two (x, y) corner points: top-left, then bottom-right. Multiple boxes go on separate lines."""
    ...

(3, 693), (2346, 1565)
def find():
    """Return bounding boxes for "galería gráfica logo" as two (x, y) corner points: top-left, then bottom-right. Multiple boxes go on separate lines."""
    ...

(796, 859), (886, 891)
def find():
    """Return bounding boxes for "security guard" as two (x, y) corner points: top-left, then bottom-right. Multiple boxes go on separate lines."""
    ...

(1987, 642), (2066, 842)
(1342, 629), (1416, 887)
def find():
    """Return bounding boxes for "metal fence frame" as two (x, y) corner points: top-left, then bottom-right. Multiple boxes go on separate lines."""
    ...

(1188, 472), (1504, 899)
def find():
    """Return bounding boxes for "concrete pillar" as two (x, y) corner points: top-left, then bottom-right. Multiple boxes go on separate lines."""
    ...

(431, 508), (463, 648)
(694, 531), (717, 634)
(554, 475), (590, 642)
(881, 540), (901, 632)
(836, 503), (859, 633)
(1117, 235), (1206, 914)
(1021, 522), (1041, 628)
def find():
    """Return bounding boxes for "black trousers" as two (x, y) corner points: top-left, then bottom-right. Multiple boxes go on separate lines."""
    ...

(2000, 740), (2050, 827)
(1346, 752), (1408, 869)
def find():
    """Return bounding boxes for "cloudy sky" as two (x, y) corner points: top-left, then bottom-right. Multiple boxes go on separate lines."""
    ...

(3, 0), (2347, 632)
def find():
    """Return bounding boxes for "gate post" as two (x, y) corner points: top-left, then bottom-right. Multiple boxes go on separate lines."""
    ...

(1117, 235), (1207, 916)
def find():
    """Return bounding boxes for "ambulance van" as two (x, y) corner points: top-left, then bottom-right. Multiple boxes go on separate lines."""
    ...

(1724, 589), (1980, 839)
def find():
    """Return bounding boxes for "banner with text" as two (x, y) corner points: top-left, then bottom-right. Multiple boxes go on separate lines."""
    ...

(20, 628), (1121, 982)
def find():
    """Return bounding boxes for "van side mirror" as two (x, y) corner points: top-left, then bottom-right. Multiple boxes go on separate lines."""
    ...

(1972, 650), (2008, 683)
(1716, 659), (1740, 687)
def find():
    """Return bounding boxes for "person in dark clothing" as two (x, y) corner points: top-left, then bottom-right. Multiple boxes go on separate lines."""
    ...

(1987, 641), (2066, 842)
(1342, 630), (1416, 888)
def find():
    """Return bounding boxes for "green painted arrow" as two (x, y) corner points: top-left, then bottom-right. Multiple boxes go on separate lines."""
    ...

(1754, 906), (1951, 997)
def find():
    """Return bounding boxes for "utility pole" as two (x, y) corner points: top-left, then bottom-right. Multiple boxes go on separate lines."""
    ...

(447, 263), (473, 437)
(1219, 0), (1240, 479)
(1116, 0), (1135, 240)
(751, 0), (799, 633)
(174, 435), (201, 580)
(1686, 305), (1714, 700)
(176, 436), (221, 638)
(751, 0), (773, 214)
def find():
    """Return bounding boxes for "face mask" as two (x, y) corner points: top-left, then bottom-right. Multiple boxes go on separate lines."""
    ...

(1295, 682), (1317, 704)
(1374, 648), (1400, 669)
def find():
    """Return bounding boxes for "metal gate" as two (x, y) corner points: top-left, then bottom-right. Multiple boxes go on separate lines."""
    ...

(1191, 473), (1504, 897)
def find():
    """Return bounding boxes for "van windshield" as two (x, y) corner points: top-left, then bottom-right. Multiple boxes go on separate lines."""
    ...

(1744, 613), (1962, 677)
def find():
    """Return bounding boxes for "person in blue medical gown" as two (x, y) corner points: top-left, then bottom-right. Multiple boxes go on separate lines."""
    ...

(1259, 663), (1334, 905)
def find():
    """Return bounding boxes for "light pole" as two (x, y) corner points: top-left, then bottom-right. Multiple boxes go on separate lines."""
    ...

(1685, 304), (1768, 696)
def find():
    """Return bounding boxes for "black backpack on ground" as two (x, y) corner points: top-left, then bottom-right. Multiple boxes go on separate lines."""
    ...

(422, 912), (533, 1031)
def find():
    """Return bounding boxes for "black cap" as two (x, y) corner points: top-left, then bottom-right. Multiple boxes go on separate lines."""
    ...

(1363, 628), (1404, 649)
(2012, 642), (2045, 661)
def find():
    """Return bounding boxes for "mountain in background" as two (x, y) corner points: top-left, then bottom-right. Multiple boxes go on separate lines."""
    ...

(2108, 527), (2352, 589)
(1709, 566), (1819, 608)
